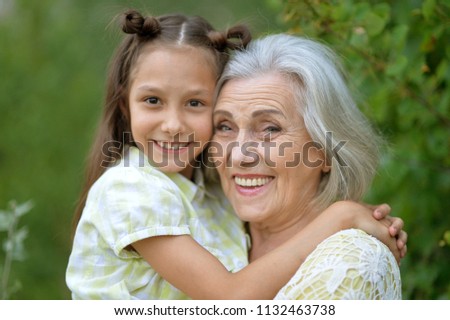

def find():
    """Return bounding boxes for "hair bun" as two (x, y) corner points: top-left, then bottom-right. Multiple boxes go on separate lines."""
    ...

(122, 10), (160, 37)
(208, 25), (252, 52)
(225, 25), (252, 50)
(208, 30), (228, 51)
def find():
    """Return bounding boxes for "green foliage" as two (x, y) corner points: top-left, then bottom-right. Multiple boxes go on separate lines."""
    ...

(0, 200), (32, 299)
(281, 0), (450, 299)
(440, 230), (450, 247)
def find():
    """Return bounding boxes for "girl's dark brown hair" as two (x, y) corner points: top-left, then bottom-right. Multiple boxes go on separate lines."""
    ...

(71, 9), (251, 234)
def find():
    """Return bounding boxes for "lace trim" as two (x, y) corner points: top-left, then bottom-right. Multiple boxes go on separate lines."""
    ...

(274, 229), (401, 300)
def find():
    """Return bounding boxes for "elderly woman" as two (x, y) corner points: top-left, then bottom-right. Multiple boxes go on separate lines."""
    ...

(211, 34), (402, 299)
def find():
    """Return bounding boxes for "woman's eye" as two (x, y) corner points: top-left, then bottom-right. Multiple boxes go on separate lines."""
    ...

(145, 97), (160, 105)
(215, 123), (232, 132)
(262, 126), (281, 140)
(264, 126), (281, 133)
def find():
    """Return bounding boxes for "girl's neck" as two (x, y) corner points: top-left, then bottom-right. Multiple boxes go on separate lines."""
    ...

(180, 164), (194, 180)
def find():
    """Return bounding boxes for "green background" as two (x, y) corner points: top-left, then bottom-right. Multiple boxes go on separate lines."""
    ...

(0, 0), (448, 299)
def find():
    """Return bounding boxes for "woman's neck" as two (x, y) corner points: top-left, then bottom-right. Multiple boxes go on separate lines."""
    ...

(248, 206), (320, 262)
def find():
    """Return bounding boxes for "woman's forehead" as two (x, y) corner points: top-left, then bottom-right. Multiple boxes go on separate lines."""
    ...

(215, 73), (299, 116)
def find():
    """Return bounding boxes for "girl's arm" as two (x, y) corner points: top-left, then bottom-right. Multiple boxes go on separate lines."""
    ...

(133, 234), (301, 299)
(132, 200), (401, 299)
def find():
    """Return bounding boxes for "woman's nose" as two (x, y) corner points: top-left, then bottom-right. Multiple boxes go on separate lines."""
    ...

(228, 130), (260, 168)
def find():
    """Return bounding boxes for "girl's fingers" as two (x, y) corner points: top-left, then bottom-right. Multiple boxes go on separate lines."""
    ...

(395, 230), (408, 259)
(373, 203), (392, 219)
(389, 217), (405, 237)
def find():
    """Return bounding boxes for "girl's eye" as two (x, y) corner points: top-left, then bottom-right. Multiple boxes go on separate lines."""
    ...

(188, 100), (203, 107)
(145, 97), (160, 105)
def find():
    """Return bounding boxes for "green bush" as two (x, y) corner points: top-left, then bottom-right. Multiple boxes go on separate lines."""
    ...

(280, 0), (450, 299)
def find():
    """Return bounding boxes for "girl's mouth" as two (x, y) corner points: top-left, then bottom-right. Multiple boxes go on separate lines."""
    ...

(154, 141), (190, 151)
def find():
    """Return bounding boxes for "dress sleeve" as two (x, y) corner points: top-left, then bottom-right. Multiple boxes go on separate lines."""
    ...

(274, 229), (402, 300)
(89, 166), (190, 258)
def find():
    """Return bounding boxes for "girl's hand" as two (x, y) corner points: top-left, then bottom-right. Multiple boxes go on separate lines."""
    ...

(365, 203), (408, 259)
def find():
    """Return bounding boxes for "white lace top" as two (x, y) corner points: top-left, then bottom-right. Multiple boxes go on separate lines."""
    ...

(275, 229), (402, 300)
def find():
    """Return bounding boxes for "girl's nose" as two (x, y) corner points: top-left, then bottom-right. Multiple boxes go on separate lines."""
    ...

(161, 109), (184, 136)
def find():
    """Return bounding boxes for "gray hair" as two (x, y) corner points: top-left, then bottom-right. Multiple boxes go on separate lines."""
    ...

(216, 34), (383, 209)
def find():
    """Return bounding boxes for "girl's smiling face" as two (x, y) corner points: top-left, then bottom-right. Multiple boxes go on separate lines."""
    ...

(128, 45), (217, 179)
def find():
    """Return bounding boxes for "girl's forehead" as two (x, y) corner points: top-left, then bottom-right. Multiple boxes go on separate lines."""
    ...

(128, 44), (218, 95)
(140, 42), (214, 58)
(136, 43), (220, 71)
(127, 44), (217, 85)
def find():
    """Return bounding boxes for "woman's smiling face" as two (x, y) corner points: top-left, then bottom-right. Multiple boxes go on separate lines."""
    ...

(212, 72), (327, 230)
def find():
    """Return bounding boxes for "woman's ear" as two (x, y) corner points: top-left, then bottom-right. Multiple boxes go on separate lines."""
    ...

(321, 150), (331, 173)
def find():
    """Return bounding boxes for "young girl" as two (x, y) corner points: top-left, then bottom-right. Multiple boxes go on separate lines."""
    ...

(66, 9), (406, 299)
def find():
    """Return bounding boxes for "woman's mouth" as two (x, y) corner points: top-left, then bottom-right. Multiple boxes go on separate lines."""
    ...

(234, 176), (273, 187)
(233, 175), (274, 196)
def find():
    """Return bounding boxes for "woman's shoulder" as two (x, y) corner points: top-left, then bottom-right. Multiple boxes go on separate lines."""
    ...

(304, 229), (401, 276)
(309, 228), (401, 286)
(275, 229), (402, 300)
(320, 228), (392, 253)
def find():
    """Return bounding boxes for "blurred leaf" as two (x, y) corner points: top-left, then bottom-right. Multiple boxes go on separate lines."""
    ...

(0, 211), (12, 231)
(386, 55), (408, 77)
(12, 200), (33, 218)
(390, 24), (409, 51)
(440, 231), (450, 247)
(422, 0), (436, 21)
(364, 11), (387, 36)
(10, 227), (29, 261)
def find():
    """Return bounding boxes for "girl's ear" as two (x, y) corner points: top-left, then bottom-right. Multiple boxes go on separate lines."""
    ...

(119, 92), (130, 122)
(120, 103), (129, 121)
(118, 93), (133, 143)
(118, 96), (134, 145)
